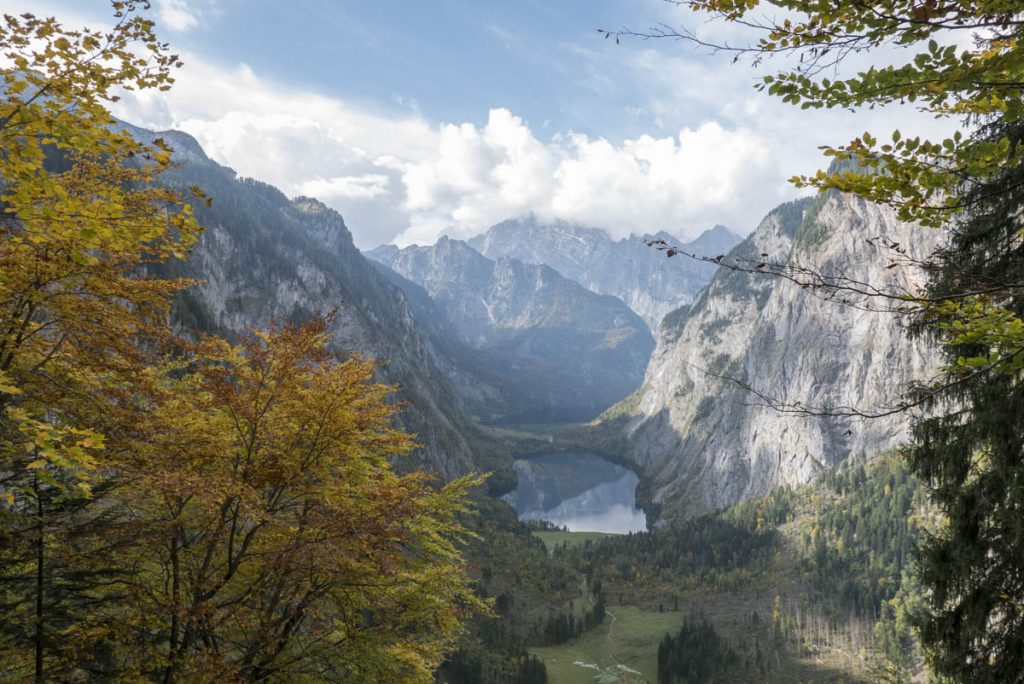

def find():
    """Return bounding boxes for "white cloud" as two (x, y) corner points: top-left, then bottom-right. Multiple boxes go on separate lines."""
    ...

(394, 111), (782, 245)
(106, 42), (958, 249)
(111, 57), (437, 246)
(397, 109), (559, 243)
(156, 0), (199, 32)
(555, 123), (775, 231)
(114, 53), (783, 247)
(589, 40), (963, 225)
(2, 0), (972, 250)
(299, 174), (391, 200)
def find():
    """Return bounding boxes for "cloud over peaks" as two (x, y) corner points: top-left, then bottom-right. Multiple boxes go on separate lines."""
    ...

(114, 56), (790, 247)
(395, 109), (784, 245)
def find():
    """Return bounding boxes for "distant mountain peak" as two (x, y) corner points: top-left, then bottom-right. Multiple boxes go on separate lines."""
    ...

(686, 224), (745, 256)
(697, 224), (740, 242)
(465, 217), (742, 330)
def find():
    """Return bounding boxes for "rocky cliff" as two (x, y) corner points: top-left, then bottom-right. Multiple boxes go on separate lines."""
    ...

(611, 193), (940, 519)
(367, 237), (654, 423)
(142, 127), (496, 479)
(467, 217), (742, 330)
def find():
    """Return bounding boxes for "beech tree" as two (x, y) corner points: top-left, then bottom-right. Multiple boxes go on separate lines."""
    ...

(0, 4), (197, 490)
(111, 320), (486, 682)
(0, 4), (200, 679)
(610, 1), (1024, 678)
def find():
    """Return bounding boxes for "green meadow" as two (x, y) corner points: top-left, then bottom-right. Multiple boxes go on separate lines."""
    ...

(530, 606), (685, 683)
(532, 530), (613, 553)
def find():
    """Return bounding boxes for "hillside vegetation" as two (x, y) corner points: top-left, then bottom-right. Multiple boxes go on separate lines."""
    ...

(497, 456), (930, 683)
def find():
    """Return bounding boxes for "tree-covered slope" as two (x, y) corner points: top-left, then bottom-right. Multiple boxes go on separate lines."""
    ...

(529, 456), (930, 682)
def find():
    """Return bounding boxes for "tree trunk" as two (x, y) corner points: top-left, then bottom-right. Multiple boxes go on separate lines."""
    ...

(33, 474), (44, 684)
(163, 534), (181, 684)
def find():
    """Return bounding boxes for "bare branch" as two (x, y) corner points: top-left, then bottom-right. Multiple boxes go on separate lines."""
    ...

(685, 343), (1024, 421)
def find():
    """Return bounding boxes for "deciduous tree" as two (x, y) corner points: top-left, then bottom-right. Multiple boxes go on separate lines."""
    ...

(0, 3), (199, 679)
(0, 5), (486, 682)
(114, 320), (486, 682)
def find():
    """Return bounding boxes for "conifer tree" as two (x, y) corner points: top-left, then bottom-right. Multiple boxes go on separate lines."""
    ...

(908, 117), (1024, 682)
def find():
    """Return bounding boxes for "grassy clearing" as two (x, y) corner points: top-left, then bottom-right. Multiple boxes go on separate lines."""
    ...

(530, 606), (685, 684)
(532, 594), (877, 683)
(533, 530), (612, 552)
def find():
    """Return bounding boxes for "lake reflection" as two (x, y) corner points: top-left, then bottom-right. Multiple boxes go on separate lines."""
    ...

(502, 452), (647, 534)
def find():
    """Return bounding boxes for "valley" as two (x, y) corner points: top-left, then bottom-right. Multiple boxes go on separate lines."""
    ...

(453, 456), (925, 683)
(351, 173), (934, 683)
(5, 4), (1019, 683)
(146, 128), (933, 682)
(128, 127), (940, 684)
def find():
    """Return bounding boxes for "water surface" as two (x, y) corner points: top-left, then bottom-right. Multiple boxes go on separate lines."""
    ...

(502, 452), (647, 534)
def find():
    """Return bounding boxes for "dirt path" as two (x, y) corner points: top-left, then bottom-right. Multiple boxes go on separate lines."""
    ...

(605, 608), (619, 665)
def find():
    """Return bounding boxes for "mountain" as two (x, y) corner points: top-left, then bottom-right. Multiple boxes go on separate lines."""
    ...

(467, 217), (743, 330)
(607, 192), (940, 519)
(366, 237), (654, 424)
(137, 126), (499, 479)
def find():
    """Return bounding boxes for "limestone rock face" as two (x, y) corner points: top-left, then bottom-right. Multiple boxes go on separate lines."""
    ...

(468, 217), (742, 330)
(614, 193), (940, 518)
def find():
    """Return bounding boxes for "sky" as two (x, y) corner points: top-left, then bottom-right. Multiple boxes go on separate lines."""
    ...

(15, 0), (959, 248)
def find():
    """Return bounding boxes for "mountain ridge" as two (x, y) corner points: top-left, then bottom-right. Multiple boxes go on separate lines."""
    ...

(366, 236), (654, 424)
(130, 124), (505, 479)
(465, 217), (743, 329)
(604, 192), (940, 519)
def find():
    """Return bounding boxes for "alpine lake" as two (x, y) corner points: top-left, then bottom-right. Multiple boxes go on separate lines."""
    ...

(501, 451), (647, 534)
